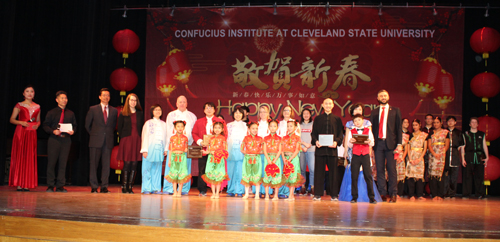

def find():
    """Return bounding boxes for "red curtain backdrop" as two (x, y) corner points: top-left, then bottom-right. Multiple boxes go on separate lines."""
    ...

(145, 7), (464, 126)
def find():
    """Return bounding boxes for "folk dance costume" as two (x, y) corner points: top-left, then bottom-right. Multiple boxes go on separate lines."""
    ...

(165, 133), (191, 185)
(462, 131), (486, 198)
(277, 119), (299, 196)
(339, 126), (382, 203)
(427, 129), (450, 198)
(163, 109), (197, 194)
(141, 118), (168, 194)
(241, 134), (263, 186)
(253, 119), (270, 195)
(10, 103), (40, 189)
(226, 120), (247, 196)
(262, 133), (283, 189)
(406, 132), (428, 198)
(281, 134), (305, 188)
(396, 133), (410, 196)
(202, 135), (230, 186)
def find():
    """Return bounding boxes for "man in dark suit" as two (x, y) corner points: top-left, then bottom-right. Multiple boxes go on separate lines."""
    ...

(43, 91), (77, 193)
(85, 88), (118, 193)
(191, 102), (227, 196)
(370, 89), (402, 203)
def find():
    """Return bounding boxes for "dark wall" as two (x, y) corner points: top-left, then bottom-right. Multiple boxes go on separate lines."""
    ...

(1, 1), (499, 194)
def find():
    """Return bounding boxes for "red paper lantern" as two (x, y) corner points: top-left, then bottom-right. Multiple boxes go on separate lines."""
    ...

(478, 115), (500, 142)
(485, 155), (500, 181)
(433, 69), (455, 109)
(110, 146), (123, 170)
(414, 57), (442, 98)
(165, 48), (192, 84)
(156, 61), (177, 98)
(470, 27), (500, 59)
(112, 29), (140, 59)
(470, 72), (500, 102)
(110, 67), (138, 98)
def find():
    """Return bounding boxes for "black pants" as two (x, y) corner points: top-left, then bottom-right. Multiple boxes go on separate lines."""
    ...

(397, 180), (405, 196)
(197, 155), (208, 193)
(375, 140), (397, 196)
(444, 166), (459, 197)
(429, 176), (445, 198)
(351, 154), (374, 200)
(314, 155), (339, 198)
(407, 179), (424, 198)
(463, 163), (485, 197)
(89, 143), (111, 189)
(47, 136), (71, 188)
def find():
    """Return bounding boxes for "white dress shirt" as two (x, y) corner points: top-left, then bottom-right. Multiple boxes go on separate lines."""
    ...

(378, 104), (390, 139)
(258, 119), (269, 138)
(165, 109), (197, 145)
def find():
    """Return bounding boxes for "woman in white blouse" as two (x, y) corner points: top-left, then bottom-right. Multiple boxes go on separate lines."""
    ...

(226, 107), (248, 196)
(140, 104), (168, 194)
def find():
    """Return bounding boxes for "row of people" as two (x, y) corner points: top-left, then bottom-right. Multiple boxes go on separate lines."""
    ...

(9, 87), (489, 202)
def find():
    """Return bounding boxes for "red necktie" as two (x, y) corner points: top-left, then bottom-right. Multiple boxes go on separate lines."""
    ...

(59, 109), (65, 123)
(379, 107), (385, 138)
(103, 106), (108, 124)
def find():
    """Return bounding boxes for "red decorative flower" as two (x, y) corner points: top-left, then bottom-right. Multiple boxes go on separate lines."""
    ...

(283, 160), (295, 178)
(213, 150), (229, 164)
(265, 163), (280, 178)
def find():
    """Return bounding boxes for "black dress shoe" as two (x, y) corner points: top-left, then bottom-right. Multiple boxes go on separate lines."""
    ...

(56, 187), (68, 193)
(100, 187), (110, 193)
(389, 195), (397, 203)
(22, 188), (30, 192)
(91, 188), (98, 193)
(16, 188), (23, 192)
(369, 198), (377, 204)
(46, 186), (55, 192)
(350, 199), (357, 203)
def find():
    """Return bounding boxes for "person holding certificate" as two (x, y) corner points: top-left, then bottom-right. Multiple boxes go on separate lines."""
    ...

(43, 91), (77, 192)
(311, 98), (344, 201)
(192, 102), (227, 196)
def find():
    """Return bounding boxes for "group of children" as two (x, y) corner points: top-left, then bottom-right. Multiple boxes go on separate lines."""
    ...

(141, 103), (381, 203)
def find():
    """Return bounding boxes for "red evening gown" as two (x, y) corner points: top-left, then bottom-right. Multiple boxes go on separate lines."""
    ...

(9, 102), (40, 188)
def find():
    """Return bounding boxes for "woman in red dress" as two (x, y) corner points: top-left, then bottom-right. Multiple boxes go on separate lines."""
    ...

(9, 85), (41, 191)
(117, 93), (144, 194)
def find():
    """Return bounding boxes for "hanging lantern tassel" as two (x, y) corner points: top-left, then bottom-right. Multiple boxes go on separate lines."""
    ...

(185, 85), (198, 98)
(167, 98), (175, 110)
(121, 91), (126, 104)
(123, 53), (129, 65)
(409, 99), (424, 117)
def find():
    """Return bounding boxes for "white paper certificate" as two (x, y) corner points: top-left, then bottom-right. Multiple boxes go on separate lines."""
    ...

(59, 123), (73, 133)
(319, 134), (334, 147)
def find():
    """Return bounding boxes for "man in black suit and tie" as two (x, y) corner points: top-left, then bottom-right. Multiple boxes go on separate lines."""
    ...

(85, 88), (118, 193)
(370, 90), (402, 203)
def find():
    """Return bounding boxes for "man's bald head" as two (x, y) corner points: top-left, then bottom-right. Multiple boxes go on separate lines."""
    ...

(177, 95), (188, 111)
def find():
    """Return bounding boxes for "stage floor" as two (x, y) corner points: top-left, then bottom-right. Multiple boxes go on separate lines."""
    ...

(1, 185), (499, 241)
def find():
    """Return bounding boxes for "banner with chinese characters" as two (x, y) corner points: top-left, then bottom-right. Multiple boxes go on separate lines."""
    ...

(146, 7), (464, 127)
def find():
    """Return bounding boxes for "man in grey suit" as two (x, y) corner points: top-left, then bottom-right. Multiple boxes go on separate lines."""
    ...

(85, 88), (118, 193)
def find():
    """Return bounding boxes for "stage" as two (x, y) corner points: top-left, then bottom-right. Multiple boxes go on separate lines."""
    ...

(0, 186), (499, 241)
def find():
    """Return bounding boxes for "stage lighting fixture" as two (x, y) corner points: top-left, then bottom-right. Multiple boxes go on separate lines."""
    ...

(485, 3), (490, 17)
(432, 3), (437, 16)
(170, 5), (175, 17)
(378, 3), (383, 16)
(326, 2), (330, 15)
(221, 3), (226, 16)
(273, 2), (277, 15)
(122, 5), (127, 18)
